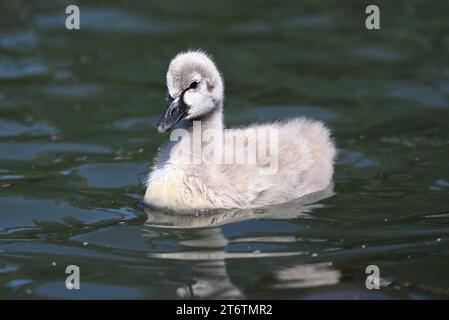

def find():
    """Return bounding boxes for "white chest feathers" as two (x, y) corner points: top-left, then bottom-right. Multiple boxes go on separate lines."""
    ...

(144, 169), (215, 210)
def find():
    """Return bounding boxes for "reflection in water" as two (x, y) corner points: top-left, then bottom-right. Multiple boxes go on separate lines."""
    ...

(144, 184), (334, 229)
(142, 186), (337, 298)
(143, 219), (245, 299)
(271, 262), (341, 289)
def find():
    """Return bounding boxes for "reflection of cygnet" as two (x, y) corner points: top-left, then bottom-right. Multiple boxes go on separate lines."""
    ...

(143, 186), (334, 299)
(145, 49), (336, 211)
(175, 229), (241, 299)
(176, 265), (243, 300)
(144, 185), (333, 299)
(143, 221), (243, 299)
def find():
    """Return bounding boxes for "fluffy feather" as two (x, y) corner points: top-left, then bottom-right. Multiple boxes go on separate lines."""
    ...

(144, 50), (336, 210)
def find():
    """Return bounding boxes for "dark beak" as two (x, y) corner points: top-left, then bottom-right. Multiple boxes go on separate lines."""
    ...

(156, 94), (188, 133)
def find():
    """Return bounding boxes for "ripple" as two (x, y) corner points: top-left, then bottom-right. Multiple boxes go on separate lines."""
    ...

(113, 116), (158, 130)
(34, 282), (141, 299)
(381, 136), (417, 148)
(231, 236), (297, 243)
(0, 174), (24, 180)
(0, 57), (48, 79)
(0, 142), (111, 160)
(0, 197), (134, 234)
(227, 21), (271, 34)
(35, 8), (197, 33)
(440, 71), (449, 94)
(0, 242), (140, 262)
(338, 149), (378, 168)
(0, 263), (18, 274)
(76, 162), (147, 188)
(0, 31), (38, 50)
(389, 85), (448, 108)
(42, 84), (103, 97)
(286, 15), (332, 28)
(303, 289), (395, 299)
(6, 279), (33, 289)
(0, 119), (58, 137)
(71, 226), (149, 251)
(425, 212), (449, 219)
(429, 179), (449, 191)
(354, 47), (401, 62)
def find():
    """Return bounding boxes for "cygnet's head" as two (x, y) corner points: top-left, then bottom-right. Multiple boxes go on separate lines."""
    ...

(157, 50), (224, 133)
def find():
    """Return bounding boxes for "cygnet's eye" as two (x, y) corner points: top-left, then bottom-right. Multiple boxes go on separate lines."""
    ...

(189, 81), (199, 89)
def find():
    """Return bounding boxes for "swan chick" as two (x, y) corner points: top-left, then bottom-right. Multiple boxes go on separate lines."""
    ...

(144, 50), (336, 211)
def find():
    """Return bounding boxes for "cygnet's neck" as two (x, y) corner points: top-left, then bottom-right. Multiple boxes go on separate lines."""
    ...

(187, 107), (223, 132)
(171, 106), (224, 166)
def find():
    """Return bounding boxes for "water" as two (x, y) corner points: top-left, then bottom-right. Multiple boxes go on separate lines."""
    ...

(1, 0), (448, 299)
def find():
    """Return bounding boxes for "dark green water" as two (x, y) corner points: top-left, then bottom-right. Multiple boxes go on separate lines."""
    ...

(1, 0), (449, 299)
